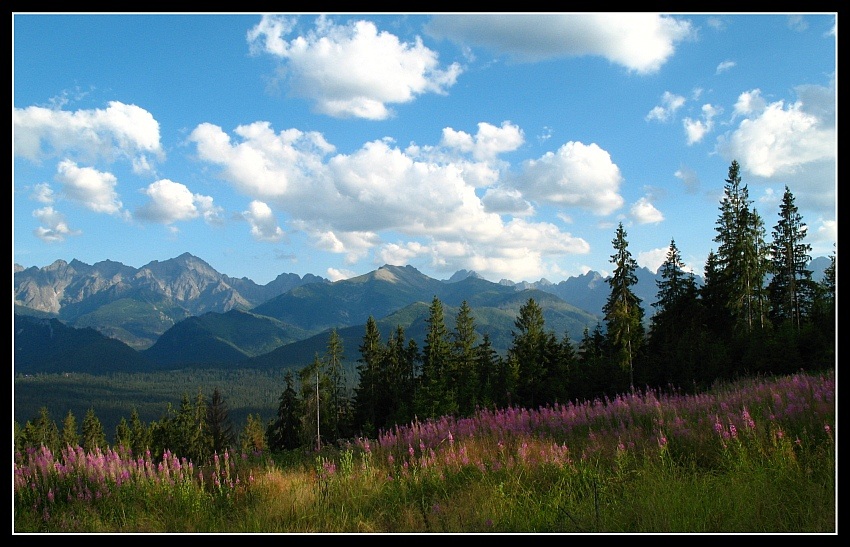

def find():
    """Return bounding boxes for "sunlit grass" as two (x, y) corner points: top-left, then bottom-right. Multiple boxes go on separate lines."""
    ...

(14, 370), (835, 533)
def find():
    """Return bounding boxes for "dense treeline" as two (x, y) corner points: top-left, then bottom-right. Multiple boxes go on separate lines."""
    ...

(15, 161), (835, 463)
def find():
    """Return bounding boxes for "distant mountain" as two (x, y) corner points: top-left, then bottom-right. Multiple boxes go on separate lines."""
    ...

(523, 266), (703, 319)
(14, 252), (329, 349)
(140, 309), (312, 368)
(14, 314), (152, 374)
(14, 253), (831, 374)
(243, 288), (597, 372)
(251, 264), (449, 332)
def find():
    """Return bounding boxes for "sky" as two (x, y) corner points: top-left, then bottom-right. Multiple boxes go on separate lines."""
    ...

(13, 12), (837, 286)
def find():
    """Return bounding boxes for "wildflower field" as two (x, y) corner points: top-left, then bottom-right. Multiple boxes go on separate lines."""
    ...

(14, 370), (835, 533)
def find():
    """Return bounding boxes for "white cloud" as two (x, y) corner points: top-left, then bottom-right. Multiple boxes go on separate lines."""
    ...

(683, 103), (720, 145)
(512, 141), (625, 215)
(717, 86), (836, 178)
(715, 60), (736, 74)
(630, 197), (664, 224)
(55, 160), (123, 215)
(440, 121), (524, 162)
(732, 89), (768, 119)
(31, 183), (55, 204)
(327, 267), (356, 282)
(247, 15), (462, 119)
(637, 247), (671, 274)
(481, 187), (535, 216)
(300, 226), (380, 264)
(426, 13), (694, 73)
(192, 120), (597, 281)
(32, 206), (80, 242)
(13, 101), (163, 171)
(190, 121), (334, 199)
(243, 200), (284, 242)
(646, 91), (686, 122)
(135, 178), (219, 225)
(810, 219), (837, 256)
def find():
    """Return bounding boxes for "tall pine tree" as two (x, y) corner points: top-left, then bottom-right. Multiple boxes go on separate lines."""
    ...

(508, 297), (549, 409)
(768, 185), (814, 330)
(452, 301), (479, 416)
(353, 316), (383, 437)
(267, 370), (302, 451)
(713, 160), (770, 333)
(603, 222), (644, 391)
(417, 296), (455, 419)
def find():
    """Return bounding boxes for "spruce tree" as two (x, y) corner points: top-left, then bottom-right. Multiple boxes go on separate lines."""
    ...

(239, 413), (267, 454)
(508, 297), (548, 409)
(644, 239), (701, 389)
(383, 325), (418, 427)
(323, 329), (349, 441)
(206, 387), (236, 456)
(267, 370), (301, 451)
(417, 296), (455, 419)
(713, 160), (769, 333)
(354, 316), (383, 437)
(28, 406), (60, 451)
(129, 407), (151, 456)
(452, 301), (479, 416)
(475, 332), (502, 409)
(603, 222), (645, 390)
(191, 388), (212, 463)
(299, 354), (326, 450)
(768, 185), (814, 330)
(81, 407), (106, 453)
(114, 418), (132, 453)
(61, 409), (80, 449)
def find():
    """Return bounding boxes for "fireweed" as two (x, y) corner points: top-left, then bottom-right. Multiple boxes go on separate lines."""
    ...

(14, 445), (254, 530)
(14, 370), (834, 532)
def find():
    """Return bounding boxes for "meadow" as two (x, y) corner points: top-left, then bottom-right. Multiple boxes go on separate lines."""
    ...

(14, 369), (835, 534)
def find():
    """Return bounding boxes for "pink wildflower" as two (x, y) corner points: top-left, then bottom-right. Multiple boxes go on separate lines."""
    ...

(742, 408), (755, 430)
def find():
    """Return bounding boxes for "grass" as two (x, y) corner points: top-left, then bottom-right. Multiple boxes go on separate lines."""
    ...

(14, 369), (835, 534)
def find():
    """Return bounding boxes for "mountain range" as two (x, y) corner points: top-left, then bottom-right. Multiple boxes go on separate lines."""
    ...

(14, 252), (830, 375)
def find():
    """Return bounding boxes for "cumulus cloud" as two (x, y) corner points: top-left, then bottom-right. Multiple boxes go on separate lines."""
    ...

(32, 206), (80, 242)
(13, 101), (163, 171)
(715, 60), (735, 74)
(683, 103), (720, 145)
(481, 187), (535, 216)
(327, 267), (356, 282)
(55, 160), (123, 215)
(135, 179), (221, 225)
(646, 91), (686, 122)
(190, 121), (335, 199)
(31, 183), (56, 204)
(810, 219), (836, 255)
(511, 141), (625, 215)
(190, 119), (595, 281)
(440, 121), (524, 162)
(243, 200), (284, 242)
(637, 247), (671, 274)
(247, 15), (462, 119)
(630, 197), (664, 224)
(426, 13), (694, 73)
(717, 85), (836, 178)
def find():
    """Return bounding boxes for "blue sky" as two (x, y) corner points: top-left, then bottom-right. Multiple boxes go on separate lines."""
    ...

(13, 13), (837, 285)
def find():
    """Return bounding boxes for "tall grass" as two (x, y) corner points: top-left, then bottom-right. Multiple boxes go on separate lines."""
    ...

(14, 370), (835, 533)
